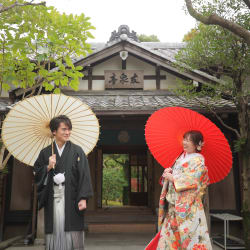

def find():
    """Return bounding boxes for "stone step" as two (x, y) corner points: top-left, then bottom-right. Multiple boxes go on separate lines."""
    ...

(86, 207), (156, 224)
(86, 214), (156, 223)
(87, 223), (156, 233)
(86, 207), (154, 215)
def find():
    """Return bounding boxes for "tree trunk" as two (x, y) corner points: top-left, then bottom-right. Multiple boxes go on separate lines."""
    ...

(238, 96), (250, 248)
(241, 142), (250, 248)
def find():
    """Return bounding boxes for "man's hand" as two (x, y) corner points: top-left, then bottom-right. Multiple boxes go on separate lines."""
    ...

(48, 154), (56, 171)
(78, 199), (87, 211)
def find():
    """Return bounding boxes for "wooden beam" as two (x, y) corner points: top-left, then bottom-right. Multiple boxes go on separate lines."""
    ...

(156, 65), (161, 90)
(88, 67), (93, 90)
(93, 108), (235, 116)
(82, 75), (166, 80)
(83, 75), (104, 80)
(145, 75), (166, 80)
(122, 60), (126, 70)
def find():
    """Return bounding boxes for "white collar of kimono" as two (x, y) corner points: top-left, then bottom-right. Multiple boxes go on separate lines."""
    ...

(177, 152), (204, 166)
(55, 142), (66, 157)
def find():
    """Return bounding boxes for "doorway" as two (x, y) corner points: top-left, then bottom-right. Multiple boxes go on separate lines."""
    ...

(102, 154), (129, 207)
(102, 151), (148, 207)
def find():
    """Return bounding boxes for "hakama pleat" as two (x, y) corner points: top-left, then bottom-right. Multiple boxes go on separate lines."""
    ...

(46, 185), (85, 250)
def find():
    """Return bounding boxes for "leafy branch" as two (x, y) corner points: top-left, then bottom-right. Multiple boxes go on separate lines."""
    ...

(0, 1), (46, 13)
(184, 0), (250, 45)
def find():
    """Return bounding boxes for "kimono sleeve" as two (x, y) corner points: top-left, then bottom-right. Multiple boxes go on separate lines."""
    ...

(173, 156), (208, 193)
(34, 150), (53, 209)
(76, 149), (93, 202)
(34, 150), (48, 192)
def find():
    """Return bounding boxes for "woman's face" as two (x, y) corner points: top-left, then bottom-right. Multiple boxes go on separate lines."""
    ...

(183, 135), (197, 154)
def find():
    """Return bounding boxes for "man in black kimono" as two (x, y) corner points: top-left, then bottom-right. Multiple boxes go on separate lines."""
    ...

(34, 115), (93, 250)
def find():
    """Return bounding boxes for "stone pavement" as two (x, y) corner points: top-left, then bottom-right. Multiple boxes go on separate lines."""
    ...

(7, 233), (222, 250)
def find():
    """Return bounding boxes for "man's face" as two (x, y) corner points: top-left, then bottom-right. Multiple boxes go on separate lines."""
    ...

(53, 122), (71, 143)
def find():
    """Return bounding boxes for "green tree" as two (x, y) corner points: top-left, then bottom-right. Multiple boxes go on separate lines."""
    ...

(0, 0), (95, 95)
(138, 34), (160, 42)
(176, 20), (250, 246)
(184, 0), (250, 45)
(102, 154), (128, 206)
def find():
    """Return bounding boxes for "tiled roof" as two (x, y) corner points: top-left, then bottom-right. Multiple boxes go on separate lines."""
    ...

(66, 91), (236, 114)
(0, 98), (11, 113)
(76, 41), (184, 63)
(70, 41), (184, 65)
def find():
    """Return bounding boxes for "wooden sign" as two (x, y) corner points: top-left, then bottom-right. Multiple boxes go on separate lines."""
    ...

(105, 70), (144, 89)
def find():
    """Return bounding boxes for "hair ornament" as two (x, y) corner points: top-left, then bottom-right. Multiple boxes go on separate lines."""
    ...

(197, 141), (205, 151)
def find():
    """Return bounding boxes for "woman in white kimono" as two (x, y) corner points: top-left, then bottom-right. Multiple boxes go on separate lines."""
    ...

(157, 130), (212, 250)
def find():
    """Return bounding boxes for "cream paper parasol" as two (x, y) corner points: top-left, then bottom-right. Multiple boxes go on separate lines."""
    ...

(1, 94), (100, 166)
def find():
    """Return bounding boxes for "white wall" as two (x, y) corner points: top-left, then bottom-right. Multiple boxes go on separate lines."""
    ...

(160, 70), (182, 90)
(92, 80), (105, 90)
(78, 78), (88, 91)
(77, 55), (184, 91)
(127, 55), (155, 74)
(93, 55), (121, 74)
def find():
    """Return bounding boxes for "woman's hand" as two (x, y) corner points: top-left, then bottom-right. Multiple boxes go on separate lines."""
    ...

(162, 168), (174, 182)
(162, 168), (172, 178)
(164, 173), (174, 182)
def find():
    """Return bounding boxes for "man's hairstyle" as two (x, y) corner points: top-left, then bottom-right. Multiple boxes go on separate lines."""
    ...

(49, 115), (72, 133)
(183, 130), (204, 152)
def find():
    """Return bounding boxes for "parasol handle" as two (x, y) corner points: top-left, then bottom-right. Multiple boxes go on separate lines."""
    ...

(51, 138), (54, 155)
(51, 138), (55, 169)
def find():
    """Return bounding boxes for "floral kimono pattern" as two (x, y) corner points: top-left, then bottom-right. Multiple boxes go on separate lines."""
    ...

(157, 153), (212, 250)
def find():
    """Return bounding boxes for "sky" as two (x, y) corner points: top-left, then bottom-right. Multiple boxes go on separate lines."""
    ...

(45, 0), (197, 43)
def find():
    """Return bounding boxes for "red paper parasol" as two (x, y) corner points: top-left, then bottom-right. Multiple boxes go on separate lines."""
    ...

(145, 231), (160, 250)
(145, 107), (232, 184)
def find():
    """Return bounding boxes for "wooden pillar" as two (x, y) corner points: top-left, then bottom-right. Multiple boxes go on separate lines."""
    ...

(137, 166), (139, 192)
(128, 155), (131, 205)
(36, 208), (45, 240)
(31, 183), (37, 238)
(156, 65), (160, 90)
(147, 150), (155, 211)
(87, 150), (97, 210)
(0, 174), (7, 241)
(142, 166), (145, 192)
(96, 148), (103, 208)
(88, 67), (92, 90)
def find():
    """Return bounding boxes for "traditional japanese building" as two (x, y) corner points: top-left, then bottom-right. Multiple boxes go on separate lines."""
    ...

(0, 25), (241, 241)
